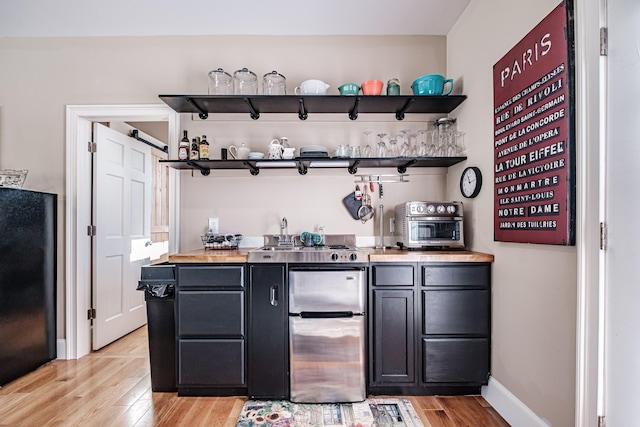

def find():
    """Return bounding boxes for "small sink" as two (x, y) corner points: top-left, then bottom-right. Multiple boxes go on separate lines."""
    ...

(259, 246), (302, 251)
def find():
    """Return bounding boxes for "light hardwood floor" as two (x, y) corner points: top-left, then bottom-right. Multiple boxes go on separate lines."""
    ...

(0, 327), (509, 427)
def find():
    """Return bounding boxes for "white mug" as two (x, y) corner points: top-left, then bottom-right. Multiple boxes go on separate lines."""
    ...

(282, 147), (296, 159)
(228, 143), (250, 159)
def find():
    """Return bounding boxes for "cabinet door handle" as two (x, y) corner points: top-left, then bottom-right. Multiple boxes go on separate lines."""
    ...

(270, 285), (279, 306)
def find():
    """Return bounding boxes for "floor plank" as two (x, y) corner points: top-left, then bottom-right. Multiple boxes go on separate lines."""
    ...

(0, 326), (509, 427)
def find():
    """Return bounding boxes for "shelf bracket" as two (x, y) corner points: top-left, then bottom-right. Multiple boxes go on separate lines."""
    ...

(243, 98), (260, 120)
(243, 161), (260, 175)
(186, 161), (210, 176)
(298, 98), (308, 121)
(349, 97), (362, 121)
(395, 98), (416, 121)
(348, 160), (361, 174)
(397, 159), (417, 174)
(185, 97), (209, 120)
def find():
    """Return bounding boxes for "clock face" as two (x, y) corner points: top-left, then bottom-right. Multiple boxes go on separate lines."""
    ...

(460, 166), (482, 198)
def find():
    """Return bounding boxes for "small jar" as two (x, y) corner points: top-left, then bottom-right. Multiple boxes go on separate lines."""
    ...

(387, 78), (400, 95)
(208, 68), (232, 95)
(233, 68), (258, 95)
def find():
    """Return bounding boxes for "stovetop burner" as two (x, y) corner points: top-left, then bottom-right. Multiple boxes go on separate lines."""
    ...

(247, 241), (367, 264)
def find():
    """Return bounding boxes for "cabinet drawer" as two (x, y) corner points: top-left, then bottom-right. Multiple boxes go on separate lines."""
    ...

(178, 265), (244, 288)
(178, 290), (245, 337)
(372, 264), (415, 287)
(422, 289), (489, 335)
(422, 263), (490, 287)
(178, 339), (245, 386)
(422, 338), (489, 384)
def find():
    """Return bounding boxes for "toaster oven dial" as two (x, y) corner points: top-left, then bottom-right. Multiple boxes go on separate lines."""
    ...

(447, 205), (457, 214)
(426, 204), (436, 214)
(349, 253), (358, 262)
(331, 253), (340, 261)
(437, 205), (446, 214)
(416, 204), (425, 213)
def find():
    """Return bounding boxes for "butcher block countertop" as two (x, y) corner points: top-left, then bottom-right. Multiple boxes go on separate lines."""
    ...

(167, 248), (494, 264)
(364, 248), (494, 263)
(168, 248), (253, 264)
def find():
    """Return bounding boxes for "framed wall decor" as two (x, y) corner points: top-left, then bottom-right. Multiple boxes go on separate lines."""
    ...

(492, 0), (576, 245)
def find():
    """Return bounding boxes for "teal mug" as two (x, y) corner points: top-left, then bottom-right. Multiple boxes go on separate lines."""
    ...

(411, 74), (454, 96)
(338, 83), (361, 96)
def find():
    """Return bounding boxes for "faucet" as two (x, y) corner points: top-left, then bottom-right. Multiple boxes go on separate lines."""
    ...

(279, 217), (292, 245)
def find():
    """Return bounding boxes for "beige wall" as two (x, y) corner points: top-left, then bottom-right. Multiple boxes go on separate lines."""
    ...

(0, 35), (447, 336)
(447, 1), (577, 426)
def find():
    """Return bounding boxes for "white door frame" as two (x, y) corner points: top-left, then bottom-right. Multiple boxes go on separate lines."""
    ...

(574, 0), (604, 425)
(65, 104), (180, 359)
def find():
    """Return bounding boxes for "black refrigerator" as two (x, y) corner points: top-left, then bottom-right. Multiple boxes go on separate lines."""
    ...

(0, 187), (57, 386)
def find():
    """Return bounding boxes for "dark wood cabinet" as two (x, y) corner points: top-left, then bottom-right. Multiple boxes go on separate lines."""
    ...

(247, 264), (289, 399)
(420, 262), (491, 389)
(371, 288), (415, 384)
(369, 262), (491, 395)
(176, 264), (247, 396)
(369, 264), (418, 392)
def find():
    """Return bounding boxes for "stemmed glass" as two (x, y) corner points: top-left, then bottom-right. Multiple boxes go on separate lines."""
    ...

(362, 130), (373, 158)
(417, 129), (428, 157)
(398, 129), (411, 157)
(376, 133), (387, 157)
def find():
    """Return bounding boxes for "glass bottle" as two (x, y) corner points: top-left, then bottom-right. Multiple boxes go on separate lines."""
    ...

(190, 138), (200, 160)
(178, 130), (189, 160)
(199, 135), (210, 160)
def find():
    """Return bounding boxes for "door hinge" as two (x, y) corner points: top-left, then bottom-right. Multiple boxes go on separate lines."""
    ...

(87, 308), (96, 320)
(600, 27), (608, 56)
(598, 415), (605, 427)
(600, 222), (607, 250)
(87, 225), (96, 236)
(88, 141), (97, 153)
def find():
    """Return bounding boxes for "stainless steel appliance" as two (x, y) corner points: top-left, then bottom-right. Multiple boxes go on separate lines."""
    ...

(247, 234), (368, 403)
(288, 267), (366, 403)
(394, 201), (465, 249)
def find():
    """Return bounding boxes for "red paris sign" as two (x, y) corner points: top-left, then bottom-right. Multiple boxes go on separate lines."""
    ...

(492, 1), (576, 245)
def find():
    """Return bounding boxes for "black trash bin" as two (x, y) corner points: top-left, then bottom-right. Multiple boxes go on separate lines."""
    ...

(137, 264), (176, 392)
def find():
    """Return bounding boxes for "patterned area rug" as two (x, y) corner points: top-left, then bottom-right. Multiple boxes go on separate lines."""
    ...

(236, 398), (424, 427)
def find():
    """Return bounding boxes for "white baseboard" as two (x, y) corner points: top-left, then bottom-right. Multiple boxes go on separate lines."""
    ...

(57, 339), (67, 360)
(482, 377), (551, 427)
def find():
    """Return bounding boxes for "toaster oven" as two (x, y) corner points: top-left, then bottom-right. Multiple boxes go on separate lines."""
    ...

(394, 201), (465, 249)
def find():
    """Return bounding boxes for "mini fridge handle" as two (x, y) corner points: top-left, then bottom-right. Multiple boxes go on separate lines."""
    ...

(270, 284), (279, 306)
(298, 311), (356, 319)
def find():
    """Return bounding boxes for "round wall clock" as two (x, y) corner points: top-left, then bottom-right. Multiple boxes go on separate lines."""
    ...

(460, 166), (482, 198)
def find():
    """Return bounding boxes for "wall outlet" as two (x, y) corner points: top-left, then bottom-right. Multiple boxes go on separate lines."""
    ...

(208, 217), (219, 234)
(390, 218), (395, 234)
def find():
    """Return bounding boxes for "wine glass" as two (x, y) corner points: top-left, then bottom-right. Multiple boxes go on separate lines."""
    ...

(363, 130), (373, 158)
(376, 133), (387, 157)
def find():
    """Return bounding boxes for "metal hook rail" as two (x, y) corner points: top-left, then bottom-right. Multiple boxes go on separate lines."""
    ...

(354, 173), (410, 184)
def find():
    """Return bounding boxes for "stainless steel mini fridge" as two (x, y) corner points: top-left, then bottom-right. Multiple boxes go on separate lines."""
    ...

(288, 267), (366, 403)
